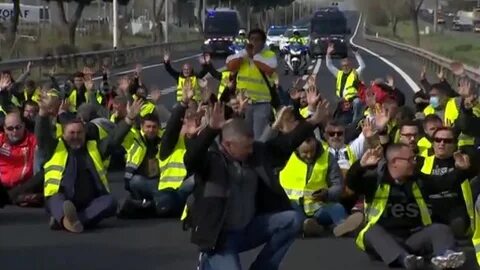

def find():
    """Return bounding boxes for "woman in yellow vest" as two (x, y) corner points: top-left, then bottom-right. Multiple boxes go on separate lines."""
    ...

(280, 136), (364, 237)
(417, 128), (478, 240)
(348, 144), (466, 269)
(164, 53), (209, 102)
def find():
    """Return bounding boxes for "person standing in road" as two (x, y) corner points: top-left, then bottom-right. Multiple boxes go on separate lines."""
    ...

(226, 29), (278, 140)
(184, 101), (328, 270)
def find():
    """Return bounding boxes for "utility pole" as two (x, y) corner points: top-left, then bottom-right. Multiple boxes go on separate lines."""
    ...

(165, 0), (169, 42)
(292, 2), (296, 22)
(113, 0), (118, 48)
(433, 0), (438, 33)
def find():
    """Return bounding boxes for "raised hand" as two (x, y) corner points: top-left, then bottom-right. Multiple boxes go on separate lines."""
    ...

(163, 52), (170, 63)
(420, 65), (426, 80)
(135, 64), (143, 75)
(126, 98), (144, 120)
(458, 78), (472, 98)
(386, 75), (394, 88)
(58, 99), (70, 115)
(360, 146), (382, 167)
(150, 88), (162, 103)
(272, 106), (294, 131)
(307, 100), (330, 125)
(26, 61), (32, 73)
(436, 69), (444, 81)
(209, 102), (225, 129)
(362, 118), (376, 139)
(326, 43), (335, 55)
(453, 151), (470, 170)
(305, 87), (321, 107)
(374, 105), (390, 131)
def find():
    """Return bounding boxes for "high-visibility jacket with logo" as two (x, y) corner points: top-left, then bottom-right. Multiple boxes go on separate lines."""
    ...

(421, 155), (476, 234)
(176, 77), (201, 102)
(236, 50), (276, 102)
(43, 140), (110, 197)
(280, 149), (329, 216)
(68, 89), (103, 112)
(356, 181), (431, 251)
(336, 70), (358, 101)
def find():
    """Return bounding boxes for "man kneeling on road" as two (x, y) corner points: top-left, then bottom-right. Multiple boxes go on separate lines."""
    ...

(348, 143), (466, 269)
(185, 102), (326, 270)
(37, 96), (143, 233)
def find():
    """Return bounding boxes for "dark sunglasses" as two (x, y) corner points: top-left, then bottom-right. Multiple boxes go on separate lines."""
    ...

(433, 137), (455, 144)
(5, 125), (22, 131)
(328, 131), (344, 137)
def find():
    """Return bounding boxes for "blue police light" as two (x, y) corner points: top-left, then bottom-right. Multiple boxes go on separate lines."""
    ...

(207, 10), (215, 18)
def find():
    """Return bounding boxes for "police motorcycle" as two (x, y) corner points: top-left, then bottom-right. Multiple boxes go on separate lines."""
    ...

(284, 42), (309, 76)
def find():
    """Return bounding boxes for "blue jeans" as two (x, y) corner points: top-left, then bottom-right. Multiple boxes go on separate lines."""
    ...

(199, 210), (302, 270)
(245, 102), (272, 140)
(129, 174), (194, 217)
(292, 202), (347, 226)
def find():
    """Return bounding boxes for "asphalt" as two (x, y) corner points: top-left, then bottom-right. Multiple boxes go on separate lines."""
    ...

(1, 12), (479, 270)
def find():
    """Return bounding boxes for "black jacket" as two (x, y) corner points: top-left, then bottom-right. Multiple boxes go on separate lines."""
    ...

(184, 121), (316, 252)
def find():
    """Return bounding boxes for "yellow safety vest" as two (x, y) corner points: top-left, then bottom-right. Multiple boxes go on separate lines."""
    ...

(67, 89), (103, 112)
(236, 50), (276, 102)
(159, 136), (187, 190)
(55, 123), (63, 138)
(299, 107), (310, 118)
(140, 101), (156, 117)
(356, 181), (431, 250)
(24, 88), (41, 103)
(421, 155), (475, 233)
(280, 149), (329, 216)
(217, 71), (231, 99)
(176, 77), (201, 102)
(424, 98), (478, 147)
(336, 70), (358, 101)
(417, 137), (432, 157)
(11, 95), (21, 107)
(43, 140), (110, 197)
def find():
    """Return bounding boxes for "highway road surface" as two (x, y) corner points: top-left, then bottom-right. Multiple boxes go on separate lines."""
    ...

(1, 12), (479, 270)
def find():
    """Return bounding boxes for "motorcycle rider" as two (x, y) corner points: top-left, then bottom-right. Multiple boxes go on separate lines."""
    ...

(284, 30), (309, 74)
(234, 29), (248, 46)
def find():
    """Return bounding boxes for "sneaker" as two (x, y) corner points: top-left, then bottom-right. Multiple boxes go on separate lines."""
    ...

(62, 200), (83, 233)
(403, 254), (424, 270)
(333, 212), (364, 237)
(431, 251), (465, 269)
(302, 218), (324, 237)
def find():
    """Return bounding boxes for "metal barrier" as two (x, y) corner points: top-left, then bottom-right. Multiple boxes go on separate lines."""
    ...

(0, 39), (203, 80)
(363, 33), (480, 89)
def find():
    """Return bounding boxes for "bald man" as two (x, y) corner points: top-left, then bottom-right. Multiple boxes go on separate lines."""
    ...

(184, 103), (325, 270)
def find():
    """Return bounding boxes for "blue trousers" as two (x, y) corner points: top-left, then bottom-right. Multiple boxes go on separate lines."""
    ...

(129, 175), (194, 216)
(292, 201), (348, 226)
(198, 210), (302, 270)
(47, 193), (117, 228)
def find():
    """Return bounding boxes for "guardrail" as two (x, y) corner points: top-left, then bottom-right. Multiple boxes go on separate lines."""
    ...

(363, 30), (480, 89)
(0, 39), (203, 81)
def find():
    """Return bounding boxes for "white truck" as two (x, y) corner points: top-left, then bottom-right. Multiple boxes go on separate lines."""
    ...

(452, 10), (474, 32)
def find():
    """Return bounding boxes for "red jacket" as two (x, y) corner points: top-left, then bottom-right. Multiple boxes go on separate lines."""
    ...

(0, 132), (37, 188)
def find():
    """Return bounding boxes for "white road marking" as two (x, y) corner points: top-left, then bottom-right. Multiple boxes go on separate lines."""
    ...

(303, 58), (322, 89)
(349, 14), (419, 92)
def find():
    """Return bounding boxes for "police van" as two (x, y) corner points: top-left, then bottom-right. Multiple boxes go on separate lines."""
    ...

(202, 8), (242, 55)
(309, 7), (351, 58)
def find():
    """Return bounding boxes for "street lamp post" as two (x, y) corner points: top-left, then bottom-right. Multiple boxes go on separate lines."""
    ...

(113, 0), (118, 48)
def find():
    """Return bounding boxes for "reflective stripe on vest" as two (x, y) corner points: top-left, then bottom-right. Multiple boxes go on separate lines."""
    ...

(236, 50), (275, 102)
(280, 149), (329, 216)
(176, 77), (201, 102)
(159, 136), (187, 190)
(336, 70), (358, 100)
(356, 182), (431, 251)
(124, 137), (152, 180)
(421, 155), (475, 233)
(43, 140), (109, 197)
(68, 89), (103, 112)
(217, 71), (231, 99)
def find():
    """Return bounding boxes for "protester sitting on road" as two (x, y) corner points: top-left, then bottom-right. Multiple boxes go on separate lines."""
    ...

(280, 133), (364, 238)
(23, 100), (39, 132)
(0, 112), (39, 206)
(418, 127), (478, 239)
(184, 100), (327, 270)
(326, 43), (365, 125)
(0, 62), (32, 108)
(37, 96), (142, 233)
(348, 143), (467, 270)
(21, 80), (41, 105)
(164, 53), (209, 102)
